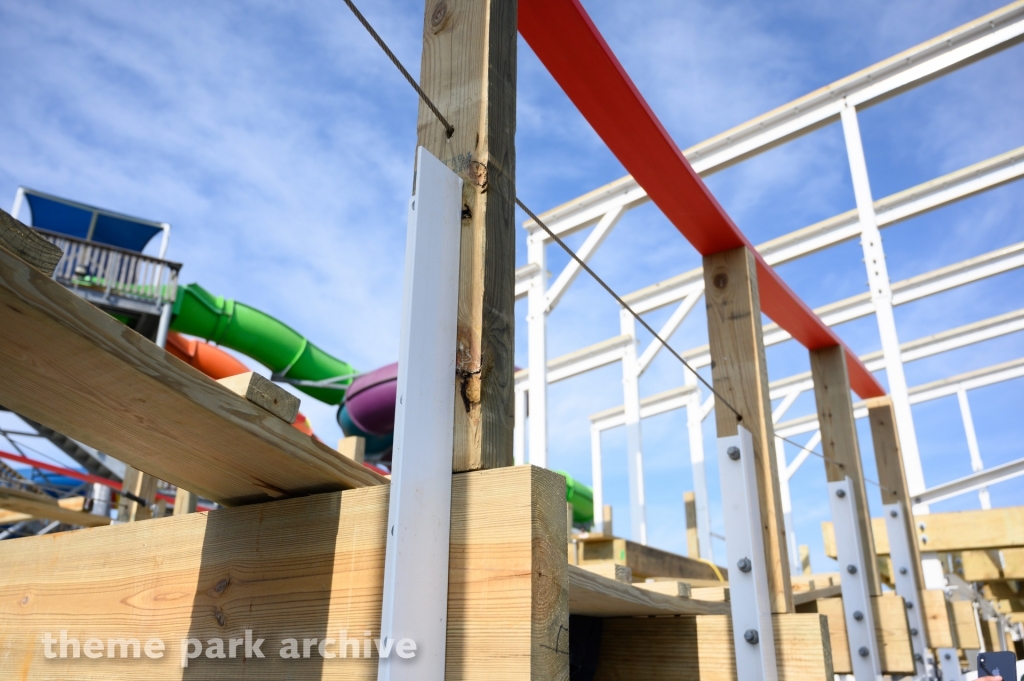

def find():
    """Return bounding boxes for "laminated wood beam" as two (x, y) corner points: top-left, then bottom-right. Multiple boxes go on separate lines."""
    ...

(796, 595), (915, 675)
(416, 0), (517, 472)
(0, 244), (386, 507)
(703, 245), (793, 612)
(0, 465), (567, 680)
(811, 344), (881, 595)
(576, 536), (726, 581)
(593, 613), (834, 680)
(0, 490), (104, 528)
(568, 565), (726, 617)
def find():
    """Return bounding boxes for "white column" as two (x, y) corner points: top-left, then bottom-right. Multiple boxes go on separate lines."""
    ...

(526, 232), (549, 468)
(841, 102), (927, 503)
(10, 187), (26, 221)
(590, 425), (605, 534)
(620, 309), (647, 545)
(776, 436), (800, 573)
(513, 383), (526, 466)
(687, 384), (713, 561)
(957, 388), (991, 509)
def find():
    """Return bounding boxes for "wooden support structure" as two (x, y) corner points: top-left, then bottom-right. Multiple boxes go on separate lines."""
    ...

(950, 600), (982, 650)
(0, 488), (108, 528)
(0, 465), (568, 679)
(568, 565), (726, 617)
(337, 436), (366, 465)
(921, 588), (957, 649)
(116, 466), (158, 522)
(0, 244), (385, 506)
(684, 490), (700, 558)
(796, 595), (915, 675)
(217, 372), (300, 424)
(172, 488), (198, 516)
(810, 344), (881, 596)
(799, 544), (811, 575)
(703, 245), (793, 613)
(415, 0), (517, 472)
(575, 535), (726, 581)
(0, 208), (62, 276)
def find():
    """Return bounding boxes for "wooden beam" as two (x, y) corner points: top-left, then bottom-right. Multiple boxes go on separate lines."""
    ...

(576, 536), (726, 581)
(797, 595), (914, 675)
(337, 436), (366, 465)
(951, 600), (982, 649)
(172, 488), (197, 516)
(811, 344), (881, 595)
(823, 507), (1024, 555)
(921, 588), (956, 648)
(568, 565), (727, 617)
(601, 504), (613, 537)
(116, 465), (158, 522)
(416, 0), (517, 472)
(703, 245), (793, 612)
(593, 614), (834, 680)
(0, 244), (385, 506)
(0, 209), (62, 276)
(684, 490), (700, 558)
(800, 544), (811, 575)
(0, 464), (567, 679)
(217, 372), (300, 424)
(792, 584), (843, 606)
(633, 580), (693, 598)
(579, 562), (632, 583)
(0, 488), (108, 528)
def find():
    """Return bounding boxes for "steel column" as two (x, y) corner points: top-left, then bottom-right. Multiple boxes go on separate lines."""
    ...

(526, 232), (548, 468)
(620, 309), (647, 544)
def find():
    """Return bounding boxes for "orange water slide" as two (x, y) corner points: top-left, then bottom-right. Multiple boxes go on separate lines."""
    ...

(165, 331), (314, 436)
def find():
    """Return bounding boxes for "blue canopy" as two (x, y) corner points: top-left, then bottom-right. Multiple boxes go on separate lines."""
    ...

(24, 191), (165, 253)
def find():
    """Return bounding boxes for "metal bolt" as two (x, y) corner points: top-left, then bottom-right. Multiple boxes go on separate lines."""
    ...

(906, 601), (914, 609)
(727, 446), (740, 461)
(847, 564), (858, 574)
(744, 629), (759, 644)
(918, 522), (926, 531)
(914, 653), (923, 662)
(899, 567), (908, 575)
(921, 535), (928, 544)
(858, 646), (869, 658)
(836, 488), (846, 498)
(853, 610), (864, 621)
(890, 509), (898, 518)
(737, 558), (752, 573)
(944, 653), (951, 661)
(910, 628), (918, 636)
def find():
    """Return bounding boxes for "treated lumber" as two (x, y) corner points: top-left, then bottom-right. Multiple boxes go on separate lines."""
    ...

(0, 244), (385, 506)
(0, 488), (108, 528)
(703, 245), (793, 612)
(951, 600), (982, 649)
(633, 580), (693, 598)
(579, 562), (631, 583)
(416, 0), (517, 472)
(791, 572), (840, 593)
(172, 488), (198, 516)
(684, 490), (699, 557)
(823, 507), (1024, 556)
(0, 208), (62, 276)
(792, 584), (842, 606)
(217, 372), (300, 424)
(594, 613), (834, 680)
(567, 565), (727, 617)
(0, 464), (568, 680)
(811, 344), (880, 595)
(800, 544), (811, 575)
(691, 586), (730, 602)
(116, 465), (158, 522)
(797, 595), (914, 674)
(921, 588), (956, 648)
(576, 536), (726, 581)
(337, 436), (366, 464)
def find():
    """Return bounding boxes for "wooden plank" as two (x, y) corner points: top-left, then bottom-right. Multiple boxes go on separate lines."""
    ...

(0, 488), (108, 528)
(811, 344), (880, 595)
(633, 580), (692, 598)
(684, 490), (700, 558)
(172, 488), (198, 516)
(567, 565), (727, 617)
(692, 586), (730, 602)
(594, 613), (834, 680)
(0, 464), (567, 680)
(798, 595), (914, 674)
(0, 244), (386, 507)
(416, 0), (517, 472)
(921, 588), (956, 648)
(703, 245), (793, 613)
(791, 572), (840, 593)
(0, 495), (88, 525)
(577, 537), (726, 581)
(578, 562), (631, 583)
(0, 209), (62, 276)
(824, 507), (1024, 556)
(792, 584), (842, 606)
(951, 600), (982, 649)
(116, 465), (158, 522)
(800, 544), (811, 575)
(217, 372), (300, 424)
(338, 436), (366, 465)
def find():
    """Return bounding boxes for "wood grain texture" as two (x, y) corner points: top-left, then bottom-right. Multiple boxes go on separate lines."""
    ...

(337, 436), (365, 465)
(577, 537), (726, 581)
(0, 465), (565, 680)
(0, 245), (386, 507)
(117, 465), (158, 522)
(0, 488), (106, 528)
(567, 565), (727, 617)
(797, 595), (914, 674)
(792, 584), (842, 606)
(691, 586), (730, 602)
(633, 580), (693, 598)
(951, 600), (982, 649)
(0, 210), (62, 276)
(416, 0), (517, 472)
(811, 345), (880, 596)
(703, 246), (793, 613)
(921, 588), (955, 648)
(172, 488), (198, 516)
(594, 614), (833, 680)
(579, 562), (632, 583)
(824, 507), (1024, 555)
(684, 490), (700, 558)
(217, 372), (300, 424)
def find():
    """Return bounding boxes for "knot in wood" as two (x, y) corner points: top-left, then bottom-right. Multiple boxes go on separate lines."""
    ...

(431, 2), (448, 28)
(712, 272), (729, 289)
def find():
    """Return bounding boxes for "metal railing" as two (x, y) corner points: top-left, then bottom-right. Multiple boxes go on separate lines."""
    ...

(37, 228), (181, 311)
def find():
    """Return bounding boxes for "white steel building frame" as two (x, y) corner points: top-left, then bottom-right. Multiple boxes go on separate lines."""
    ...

(513, 2), (1024, 557)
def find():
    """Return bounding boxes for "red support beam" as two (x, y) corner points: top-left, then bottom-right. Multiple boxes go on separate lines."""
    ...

(519, 0), (885, 399)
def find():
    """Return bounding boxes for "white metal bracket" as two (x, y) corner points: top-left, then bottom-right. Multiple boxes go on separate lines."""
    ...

(718, 425), (778, 681)
(883, 501), (929, 677)
(377, 147), (463, 681)
(829, 477), (882, 681)
(938, 648), (964, 680)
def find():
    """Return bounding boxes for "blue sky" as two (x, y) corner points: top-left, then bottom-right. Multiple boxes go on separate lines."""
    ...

(1, 0), (1021, 570)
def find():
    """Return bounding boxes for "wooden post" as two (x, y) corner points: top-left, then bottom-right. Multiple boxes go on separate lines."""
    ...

(338, 435), (366, 464)
(703, 246), (794, 613)
(603, 504), (614, 537)
(800, 545), (811, 575)
(416, 0), (517, 472)
(810, 344), (881, 596)
(684, 490), (700, 558)
(866, 396), (925, 592)
(173, 488), (198, 515)
(116, 466), (157, 522)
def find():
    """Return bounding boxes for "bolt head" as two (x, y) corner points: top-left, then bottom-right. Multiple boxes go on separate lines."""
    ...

(890, 509), (898, 518)
(910, 628), (918, 636)
(944, 653), (951, 660)
(727, 446), (740, 461)
(743, 629), (759, 644)
(847, 564), (858, 574)
(853, 610), (864, 621)
(737, 558), (752, 573)
(914, 653), (923, 662)
(906, 601), (914, 609)
(858, 646), (869, 657)
(836, 488), (847, 498)
(921, 535), (928, 544)
(899, 567), (908, 575)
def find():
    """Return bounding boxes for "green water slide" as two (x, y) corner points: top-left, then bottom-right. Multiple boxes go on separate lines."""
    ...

(170, 283), (356, 404)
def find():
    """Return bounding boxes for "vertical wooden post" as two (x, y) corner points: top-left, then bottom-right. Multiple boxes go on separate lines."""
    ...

(866, 396), (925, 591)
(810, 344), (881, 596)
(416, 0), (517, 472)
(799, 545), (811, 575)
(172, 488), (198, 516)
(684, 490), (700, 558)
(116, 466), (157, 522)
(703, 246), (794, 613)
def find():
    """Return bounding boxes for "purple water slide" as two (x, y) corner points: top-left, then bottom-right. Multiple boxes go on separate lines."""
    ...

(344, 362), (398, 436)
